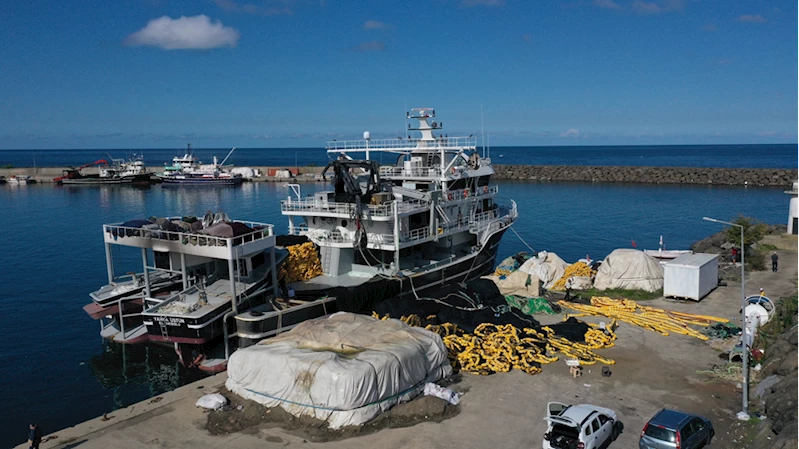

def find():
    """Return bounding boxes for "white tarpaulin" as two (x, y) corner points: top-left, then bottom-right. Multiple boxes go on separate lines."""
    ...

(225, 312), (451, 429)
(593, 249), (664, 292)
(517, 251), (569, 289)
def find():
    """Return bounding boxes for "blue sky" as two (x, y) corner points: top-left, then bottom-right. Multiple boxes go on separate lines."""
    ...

(1, 0), (796, 149)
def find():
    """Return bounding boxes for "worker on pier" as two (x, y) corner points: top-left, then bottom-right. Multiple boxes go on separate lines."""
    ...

(28, 423), (42, 449)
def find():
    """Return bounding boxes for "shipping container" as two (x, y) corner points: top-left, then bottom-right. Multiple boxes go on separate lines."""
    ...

(663, 253), (719, 301)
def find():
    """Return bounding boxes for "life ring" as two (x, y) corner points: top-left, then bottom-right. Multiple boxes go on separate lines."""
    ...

(463, 189), (469, 198)
(447, 193), (453, 201)
(483, 186), (488, 194)
(451, 167), (456, 175)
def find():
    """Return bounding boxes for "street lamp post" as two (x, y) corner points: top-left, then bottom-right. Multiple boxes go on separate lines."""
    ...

(703, 216), (749, 418)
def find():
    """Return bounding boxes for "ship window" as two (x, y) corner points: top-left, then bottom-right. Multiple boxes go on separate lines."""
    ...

(250, 252), (266, 270)
(342, 219), (348, 227)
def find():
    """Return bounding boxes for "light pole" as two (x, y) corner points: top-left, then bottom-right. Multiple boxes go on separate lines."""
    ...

(703, 216), (749, 418)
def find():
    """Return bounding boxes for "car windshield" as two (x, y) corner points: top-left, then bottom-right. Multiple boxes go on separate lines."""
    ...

(645, 425), (677, 442)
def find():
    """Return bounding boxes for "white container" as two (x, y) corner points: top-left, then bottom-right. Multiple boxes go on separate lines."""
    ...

(663, 253), (719, 301)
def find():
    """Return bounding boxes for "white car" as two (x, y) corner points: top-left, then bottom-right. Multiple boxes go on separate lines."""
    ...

(543, 402), (621, 449)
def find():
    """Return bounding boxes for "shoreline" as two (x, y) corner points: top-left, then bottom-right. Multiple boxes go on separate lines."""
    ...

(1, 164), (796, 187)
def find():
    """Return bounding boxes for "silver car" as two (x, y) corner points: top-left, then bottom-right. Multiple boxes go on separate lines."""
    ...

(639, 409), (714, 449)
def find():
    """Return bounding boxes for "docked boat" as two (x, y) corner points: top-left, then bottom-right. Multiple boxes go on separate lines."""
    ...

(56, 156), (154, 185)
(265, 107), (517, 320)
(644, 235), (693, 264)
(8, 174), (34, 184)
(158, 145), (244, 185)
(89, 212), (281, 371)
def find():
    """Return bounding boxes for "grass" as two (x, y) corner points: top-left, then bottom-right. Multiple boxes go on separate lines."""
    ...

(758, 243), (779, 251)
(574, 287), (663, 301)
(755, 293), (798, 353)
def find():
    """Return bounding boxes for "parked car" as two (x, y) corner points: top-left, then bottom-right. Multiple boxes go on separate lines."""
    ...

(543, 402), (621, 449)
(639, 409), (714, 449)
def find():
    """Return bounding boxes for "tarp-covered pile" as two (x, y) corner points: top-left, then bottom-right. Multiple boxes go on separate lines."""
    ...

(593, 249), (664, 292)
(518, 251), (569, 290)
(225, 313), (451, 429)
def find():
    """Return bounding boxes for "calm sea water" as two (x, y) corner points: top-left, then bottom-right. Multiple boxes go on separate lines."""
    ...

(0, 147), (795, 446)
(0, 144), (796, 169)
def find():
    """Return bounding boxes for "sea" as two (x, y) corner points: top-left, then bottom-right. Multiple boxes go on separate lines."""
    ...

(0, 144), (796, 447)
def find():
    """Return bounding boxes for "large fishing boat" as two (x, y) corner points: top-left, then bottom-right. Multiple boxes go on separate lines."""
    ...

(274, 107), (517, 312)
(158, 145), (244, 185)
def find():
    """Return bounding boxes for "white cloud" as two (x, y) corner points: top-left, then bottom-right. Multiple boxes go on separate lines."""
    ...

(631, 0), (682, 14)
(594, 0), (623, 11)
(124, 15), (240, 50)
(632, 1), (662, 14)
(560, 128), (581, 137)
(364, 20), (393, 30)
(738, 14), (767, 23)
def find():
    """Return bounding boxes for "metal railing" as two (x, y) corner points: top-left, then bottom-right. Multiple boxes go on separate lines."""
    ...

(326, 136), (476, 152)
(105, 220), (274, 248)
(281, 198), (428, 217)
(379, 166), (443, 178)
(442, 185), (498, 202)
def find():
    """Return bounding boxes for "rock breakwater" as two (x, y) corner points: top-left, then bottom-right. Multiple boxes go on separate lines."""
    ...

(493, 165), (797, 187)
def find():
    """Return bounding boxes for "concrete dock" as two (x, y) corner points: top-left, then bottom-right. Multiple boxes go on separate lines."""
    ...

(15, 248), (797, 449)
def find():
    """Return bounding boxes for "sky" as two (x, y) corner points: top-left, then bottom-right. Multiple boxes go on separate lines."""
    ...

(0, 0), (796, 149)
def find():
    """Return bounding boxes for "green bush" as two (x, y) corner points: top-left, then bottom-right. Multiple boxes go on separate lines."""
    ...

(747, 249), (767, 271)
(724, 215), (767, 247)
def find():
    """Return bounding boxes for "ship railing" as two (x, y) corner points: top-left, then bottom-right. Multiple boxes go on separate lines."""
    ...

(281, 198), (428, 217)
(292, 226), (399, 246)
(105, 220), (274, 248)
(326, 136), (476, 152)
(401, 227), (431, 243)
(293, 225), (435, 246)
(379, 166), (442, 178)
(442, 185), (498, 202)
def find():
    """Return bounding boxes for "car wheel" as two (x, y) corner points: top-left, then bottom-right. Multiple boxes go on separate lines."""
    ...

(704, 432), (713, 447)
(611, 422), (619, 441)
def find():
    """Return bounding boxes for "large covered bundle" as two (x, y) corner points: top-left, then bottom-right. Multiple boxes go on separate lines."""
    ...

(593, 249), (664, 292)
(225, 313), (451, 428)
(484, 270), (541, 298)
(518, 251), (569, 289)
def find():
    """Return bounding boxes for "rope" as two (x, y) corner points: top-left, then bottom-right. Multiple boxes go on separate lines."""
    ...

(510, 226), (535, 253)
(244, 377), (427, 412)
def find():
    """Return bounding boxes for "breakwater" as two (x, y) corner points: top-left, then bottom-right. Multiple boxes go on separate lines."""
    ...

(492, 165), (797, 187)
(2, 165), (796, 187)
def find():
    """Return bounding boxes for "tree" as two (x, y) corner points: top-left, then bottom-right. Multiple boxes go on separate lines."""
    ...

(725, 215), (767, 248)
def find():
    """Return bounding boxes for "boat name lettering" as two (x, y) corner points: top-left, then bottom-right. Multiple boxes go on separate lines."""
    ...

(154, 316), (186, 325)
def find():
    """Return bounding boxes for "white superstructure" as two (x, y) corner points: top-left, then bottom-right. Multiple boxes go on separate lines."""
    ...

(282, 108), (517, 295)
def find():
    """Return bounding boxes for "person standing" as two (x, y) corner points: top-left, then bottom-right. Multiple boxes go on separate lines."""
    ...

(760, 288), (766, 297)
(28, 423), (42, 449)
(772, 252), (779, 272)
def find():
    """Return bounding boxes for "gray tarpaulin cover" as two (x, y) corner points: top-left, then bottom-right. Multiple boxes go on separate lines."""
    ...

(225, 312), (452, 428)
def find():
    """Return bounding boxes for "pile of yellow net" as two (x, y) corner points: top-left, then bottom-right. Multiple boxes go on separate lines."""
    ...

(373, 312), (616, 376)
(549, 262), (596, 291)
(558, 296), (729, 341)
(279, 242), (323, 283)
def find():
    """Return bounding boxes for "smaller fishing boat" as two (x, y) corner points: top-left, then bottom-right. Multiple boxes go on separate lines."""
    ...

(8, 174), (34, 184)
(56, 156), (154, 185)
(644, 235), (693, 264)
(158, 145), (243, 186)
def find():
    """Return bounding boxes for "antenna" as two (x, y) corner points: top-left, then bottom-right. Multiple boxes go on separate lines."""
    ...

(480, 105), (485, 159)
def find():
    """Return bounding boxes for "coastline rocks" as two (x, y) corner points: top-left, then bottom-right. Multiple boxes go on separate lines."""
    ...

(493, 165), (797, 187)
